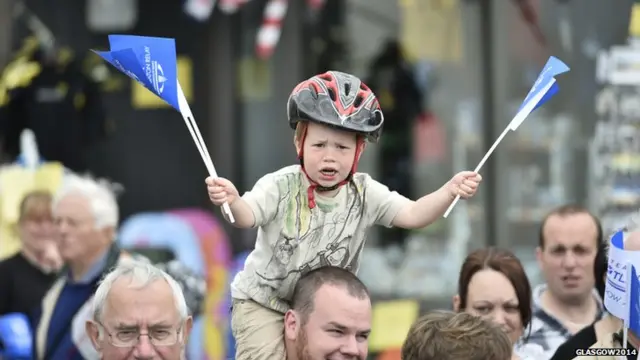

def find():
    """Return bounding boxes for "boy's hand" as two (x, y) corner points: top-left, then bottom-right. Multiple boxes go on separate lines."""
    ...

(447, 171), (482, 199)
(206, 177), (240, 206)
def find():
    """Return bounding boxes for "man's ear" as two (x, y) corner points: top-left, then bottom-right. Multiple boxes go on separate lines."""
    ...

(182, 316), (194, 343)
(85, 320), (102, 351)
(283, 310), (300, 341)
(452, 294), (461, 312)
(99, 225), (117, 245)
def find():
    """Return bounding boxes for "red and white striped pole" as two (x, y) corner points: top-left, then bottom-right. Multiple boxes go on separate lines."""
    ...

(255, 0), (289, 60)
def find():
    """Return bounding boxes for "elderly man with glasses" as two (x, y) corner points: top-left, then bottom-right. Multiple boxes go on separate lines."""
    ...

(86, 260), (193, 360)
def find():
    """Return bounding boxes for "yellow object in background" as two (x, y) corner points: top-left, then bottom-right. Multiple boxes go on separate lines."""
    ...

(369, 300), (420, 352)
(0, 162), (65, 259)
(400, 0), (463, 63)
(237, 56), (271, 101)
(132, 56), (193, 109)
(630, 3), (640, 38)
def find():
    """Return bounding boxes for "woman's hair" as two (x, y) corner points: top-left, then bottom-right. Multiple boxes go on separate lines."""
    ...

(457, 247), (533, 331)
(18, 190), (52, 223)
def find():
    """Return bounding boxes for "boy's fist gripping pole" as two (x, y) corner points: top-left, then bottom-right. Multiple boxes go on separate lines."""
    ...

(206, 177), (239, 206)
(206, 177), (255, 228)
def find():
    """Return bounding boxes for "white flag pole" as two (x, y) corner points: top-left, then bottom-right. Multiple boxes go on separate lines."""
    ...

(177, 82), (235, 223)
(443, 79), (556, 218)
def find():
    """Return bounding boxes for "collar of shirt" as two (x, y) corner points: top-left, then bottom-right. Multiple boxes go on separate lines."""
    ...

(533, 283), (604, 314)
(66, 249), (109, 284)
(526, 284), (604, 353)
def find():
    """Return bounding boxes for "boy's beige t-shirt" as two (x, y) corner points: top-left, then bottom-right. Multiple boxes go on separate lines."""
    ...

(230, 165), (411, 313)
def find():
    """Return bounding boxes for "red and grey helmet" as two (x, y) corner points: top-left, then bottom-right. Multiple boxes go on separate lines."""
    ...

(287, 71), (384, 143)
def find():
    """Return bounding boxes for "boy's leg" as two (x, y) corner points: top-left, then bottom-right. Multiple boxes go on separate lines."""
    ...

(231, 299), (286, 360)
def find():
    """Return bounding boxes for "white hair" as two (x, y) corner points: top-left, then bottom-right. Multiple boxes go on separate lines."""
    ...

(92, 260), (189, 322)
(52, 173), (120, 229)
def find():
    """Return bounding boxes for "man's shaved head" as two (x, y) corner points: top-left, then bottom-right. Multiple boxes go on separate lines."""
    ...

(290, 266), (369, 324)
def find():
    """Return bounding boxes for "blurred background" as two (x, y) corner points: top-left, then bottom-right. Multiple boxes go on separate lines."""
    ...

(0, 0), (638, 358)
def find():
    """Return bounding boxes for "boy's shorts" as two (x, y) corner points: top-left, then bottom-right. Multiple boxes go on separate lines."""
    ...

(231, 298), (286, 360)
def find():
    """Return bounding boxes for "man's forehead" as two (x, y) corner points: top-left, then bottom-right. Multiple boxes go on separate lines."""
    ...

(108, 276), (172, 298)
(54, 193), (91, 213)
(103, 278), (176, 315)
(544, 213), (598, 244)
(309, 285), (371, 326)
(545, 212), (596, 229)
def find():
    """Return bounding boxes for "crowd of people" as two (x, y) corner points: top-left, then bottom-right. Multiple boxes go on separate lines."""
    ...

(0, 70), (634, 360)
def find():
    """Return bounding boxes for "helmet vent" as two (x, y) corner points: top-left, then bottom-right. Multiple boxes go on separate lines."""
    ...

(344, 82), (351, 96)
(308, 83), (319, 99)
(327, 87), (336, 101)
(354, 95), (363, 108)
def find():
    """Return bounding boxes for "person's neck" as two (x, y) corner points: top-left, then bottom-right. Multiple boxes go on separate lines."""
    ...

(21, 244), (47, 269)
(541, 288), (597, 332)
(285, 340), (298, 360)
(316, 188), (340, 198)
(68, 247), (108, 281)
(21, 244), (39, 262)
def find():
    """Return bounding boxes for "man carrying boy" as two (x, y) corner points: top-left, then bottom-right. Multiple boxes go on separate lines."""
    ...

(207, 71), (482, 360)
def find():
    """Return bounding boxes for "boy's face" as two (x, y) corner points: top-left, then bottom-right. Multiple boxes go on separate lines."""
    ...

(296, 122), (361, 188)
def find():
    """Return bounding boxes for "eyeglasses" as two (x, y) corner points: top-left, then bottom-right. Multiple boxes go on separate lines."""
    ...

(96, 321), (183, 347)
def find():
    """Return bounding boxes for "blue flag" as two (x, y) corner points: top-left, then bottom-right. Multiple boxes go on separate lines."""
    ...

(92, 35), (180, 111)
(629, 265), (640, 334)
(508, 56), (570, 131)
(518, 56), (570, 113)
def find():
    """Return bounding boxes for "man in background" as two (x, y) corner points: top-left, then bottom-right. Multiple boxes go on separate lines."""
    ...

(528, 204), (604, 358)
(366, 39), (425, 249)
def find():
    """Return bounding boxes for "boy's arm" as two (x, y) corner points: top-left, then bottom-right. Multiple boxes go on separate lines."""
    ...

(232, 173), (281, 228)
(391, 185), (453, 229)
(366, 177), (452, 230)
(225, 198), (256, 228)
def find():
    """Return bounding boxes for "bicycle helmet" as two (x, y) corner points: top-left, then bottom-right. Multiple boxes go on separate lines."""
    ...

(287, 71), (384, 143)
(287, 71), (384, 208)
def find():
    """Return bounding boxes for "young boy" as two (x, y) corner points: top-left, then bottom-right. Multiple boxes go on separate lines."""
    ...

(206, 71), (481, 360)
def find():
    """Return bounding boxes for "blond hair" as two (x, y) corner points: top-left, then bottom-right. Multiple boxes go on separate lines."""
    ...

(19, 190), (53, 223)
(294, 121), (308, 144)
(401, 310), (512, 360)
